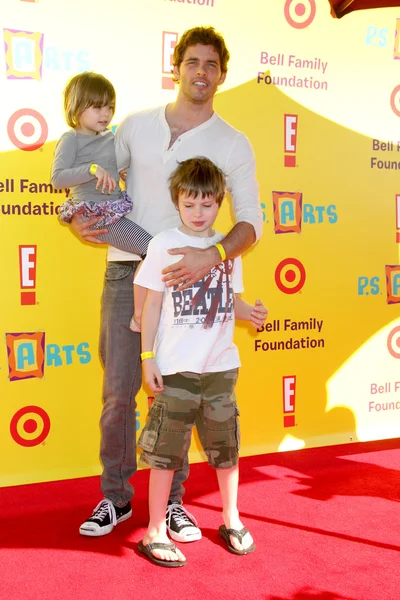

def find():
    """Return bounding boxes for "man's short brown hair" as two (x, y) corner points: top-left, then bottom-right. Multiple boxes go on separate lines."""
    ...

(63, 72), (116, 128)
(169, 157), (226, 207)
(172, 26), (230, 76)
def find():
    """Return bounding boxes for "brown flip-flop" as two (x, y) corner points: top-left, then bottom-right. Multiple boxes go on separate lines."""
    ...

(218, 525), (256, 555)
(138, 540), (186, 567)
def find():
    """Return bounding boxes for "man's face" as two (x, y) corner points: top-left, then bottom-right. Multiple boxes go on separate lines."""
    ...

(174, 44), (226, 105)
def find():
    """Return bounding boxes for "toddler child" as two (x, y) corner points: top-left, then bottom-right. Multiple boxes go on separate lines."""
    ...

(52, 71), (150, 331)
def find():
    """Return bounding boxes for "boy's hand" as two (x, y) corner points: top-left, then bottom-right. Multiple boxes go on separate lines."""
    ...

(94, 166), (117, 194)
(119, 168), (128, 182)
(143, 359), (164, 393)
(249, 299), (268, 329)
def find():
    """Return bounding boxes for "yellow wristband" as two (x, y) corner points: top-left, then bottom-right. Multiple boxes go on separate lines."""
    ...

(215, 243), (226, 261)
(89, 163), (98, 175)
(140, 351), (155, 361)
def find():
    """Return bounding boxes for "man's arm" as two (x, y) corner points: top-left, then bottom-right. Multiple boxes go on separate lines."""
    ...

(217, 221), (256, 259)
(114, 116), (132, 173)
(162, 222), (255, 290)
(225, 133), (262, 242)
(162, 133), (262, 290)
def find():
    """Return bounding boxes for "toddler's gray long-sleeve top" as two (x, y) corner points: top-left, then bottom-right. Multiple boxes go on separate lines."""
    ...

(51, 129), (121, 202)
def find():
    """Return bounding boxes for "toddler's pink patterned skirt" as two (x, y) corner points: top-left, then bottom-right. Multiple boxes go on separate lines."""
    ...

(59, 191), (132, 227)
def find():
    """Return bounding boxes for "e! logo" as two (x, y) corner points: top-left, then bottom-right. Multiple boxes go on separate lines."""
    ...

(162, 31), (178, 90)
(283, 376), (296, 427)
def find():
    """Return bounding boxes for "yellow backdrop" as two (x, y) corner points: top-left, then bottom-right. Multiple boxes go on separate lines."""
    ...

(1, 0), (400, 487)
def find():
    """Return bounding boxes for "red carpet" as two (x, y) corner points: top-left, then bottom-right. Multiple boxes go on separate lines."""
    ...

(1, 439), (400, 600)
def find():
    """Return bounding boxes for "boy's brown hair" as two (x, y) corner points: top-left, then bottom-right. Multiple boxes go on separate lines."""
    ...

(172, 26), (230, 81)
(169, 157), (226, 207)
(63, 72), (116, 128)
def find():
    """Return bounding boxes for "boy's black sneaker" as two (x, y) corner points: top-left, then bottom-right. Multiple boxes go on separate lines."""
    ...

(166, 502), (202, 543)
(79, 499), (132, 537)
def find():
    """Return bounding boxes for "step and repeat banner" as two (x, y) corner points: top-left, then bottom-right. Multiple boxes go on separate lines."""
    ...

(1, 0), (400, 487)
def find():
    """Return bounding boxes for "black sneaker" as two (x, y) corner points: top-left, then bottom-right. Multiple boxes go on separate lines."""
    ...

(166, 502), (202, 543)
(79, 499), (132, 537)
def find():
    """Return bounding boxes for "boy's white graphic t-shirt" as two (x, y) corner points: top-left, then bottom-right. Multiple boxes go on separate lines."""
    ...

(134, 228), (244, 376)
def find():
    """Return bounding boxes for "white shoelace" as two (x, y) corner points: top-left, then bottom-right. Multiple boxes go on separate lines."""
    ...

(91, 499), (117, 526)
(166, 503), (198, 529)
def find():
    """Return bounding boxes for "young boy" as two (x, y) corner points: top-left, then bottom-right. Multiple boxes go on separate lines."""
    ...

(135, 157), (267, 567)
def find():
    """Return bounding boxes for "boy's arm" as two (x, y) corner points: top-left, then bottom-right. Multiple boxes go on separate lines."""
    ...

(141, 288), (165, 393)
(141, 289), (163, 352)
(235, 296), (268, 329)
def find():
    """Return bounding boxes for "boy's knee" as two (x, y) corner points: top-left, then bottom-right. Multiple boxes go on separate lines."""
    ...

(203, 403), (241, 468)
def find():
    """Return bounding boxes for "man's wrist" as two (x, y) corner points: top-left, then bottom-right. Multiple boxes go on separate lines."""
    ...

(215, 243), (226, 261)
(208, 244), (223, 266)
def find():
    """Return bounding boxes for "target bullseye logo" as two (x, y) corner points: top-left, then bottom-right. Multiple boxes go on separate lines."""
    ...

(390, 85), (400, 118)
(284, 0), (316, 29)
(275, 258), (306, 294)
(387, 326), (400, 359)
(10, 405), (50, 447)
(7, 108), (48, 151)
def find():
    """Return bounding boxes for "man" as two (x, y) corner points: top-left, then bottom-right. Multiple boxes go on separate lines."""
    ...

(71, 26), (263, 540)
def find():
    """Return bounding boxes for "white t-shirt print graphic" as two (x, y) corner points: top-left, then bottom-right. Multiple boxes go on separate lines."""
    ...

(171, 259), (235, 330)
(135, 228), (244, 375)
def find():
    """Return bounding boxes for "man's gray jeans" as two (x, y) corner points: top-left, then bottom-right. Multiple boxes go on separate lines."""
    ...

(99, 260), (189, 507)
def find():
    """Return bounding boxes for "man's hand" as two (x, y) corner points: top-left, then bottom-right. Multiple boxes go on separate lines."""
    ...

(162, 246), (219, 291)
(70, 212), (108, 244)
(143, 359), (164, 393)
(249, 299), (268, 329)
